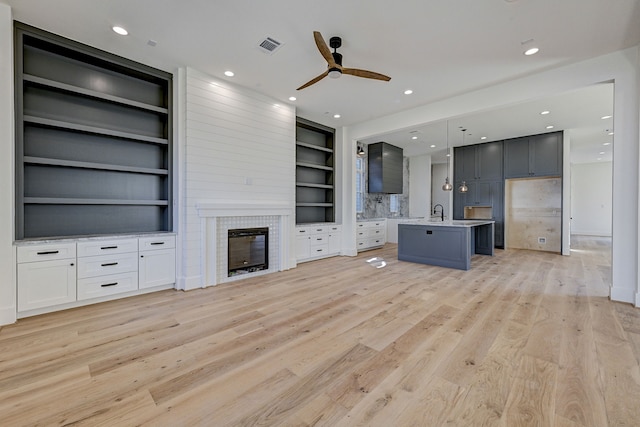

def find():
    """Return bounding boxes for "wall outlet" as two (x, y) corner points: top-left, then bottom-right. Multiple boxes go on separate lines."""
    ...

(538, 237), (547, 244)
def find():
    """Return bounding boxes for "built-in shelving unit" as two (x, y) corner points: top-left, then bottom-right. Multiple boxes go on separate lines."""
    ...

(295, 118), (335, 224)
(15, 22), (173, 239)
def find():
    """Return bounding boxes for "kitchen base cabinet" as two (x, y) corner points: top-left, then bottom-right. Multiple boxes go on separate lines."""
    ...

(17, 258), (77, 312)
(139, 235), (176, 289)
(296, 224), (341, 262)
(16, 234), (176, 318)
(356, 219), (387, 252)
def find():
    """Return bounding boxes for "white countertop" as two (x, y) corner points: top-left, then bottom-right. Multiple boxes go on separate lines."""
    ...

(401, 220), (494, 228)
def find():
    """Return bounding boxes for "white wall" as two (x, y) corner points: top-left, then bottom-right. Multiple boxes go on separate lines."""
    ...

(409, 154), (431, 218)
(0, 4), (15, 324)
(343, 47), (639, 305)
(571, 162), (613, 236)
(178, 68), (296, 290)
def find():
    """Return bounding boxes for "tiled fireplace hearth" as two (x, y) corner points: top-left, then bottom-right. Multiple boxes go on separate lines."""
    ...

(195, 200), (293, 287)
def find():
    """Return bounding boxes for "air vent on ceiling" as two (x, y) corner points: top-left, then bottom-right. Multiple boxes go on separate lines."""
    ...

(257, 36), (283, 55)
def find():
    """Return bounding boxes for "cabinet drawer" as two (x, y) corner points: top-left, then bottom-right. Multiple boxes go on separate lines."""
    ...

(77, 252), (138, 278)
(309, 244), (329, 256)
(296, 226), (327, 236)
(17, 243), (76, 263)
(139, 235), (175, 251)
(328, 225), (342, 232)
(77, 271), (138, 301)
(357, 230), (367, 238)
(77, 238), (138, 257)
(309, 235), (327, 244)
(367, 228), (384, 238)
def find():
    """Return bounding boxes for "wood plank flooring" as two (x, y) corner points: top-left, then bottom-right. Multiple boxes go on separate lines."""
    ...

(1, 235), (639, 426)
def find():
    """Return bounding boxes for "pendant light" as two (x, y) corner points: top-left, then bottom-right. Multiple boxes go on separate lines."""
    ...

(442, 121), (453, 191)
(458, 129), (468, 193)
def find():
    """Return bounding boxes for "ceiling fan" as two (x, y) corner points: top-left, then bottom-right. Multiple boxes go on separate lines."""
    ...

(297, 31), (391, 90)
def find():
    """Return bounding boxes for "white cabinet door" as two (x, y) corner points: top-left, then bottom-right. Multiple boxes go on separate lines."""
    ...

(18, 259), (76, 311)
(328, 232), (341, 254)
(296, 236), (311, 260)
(139, 248), (176, 289)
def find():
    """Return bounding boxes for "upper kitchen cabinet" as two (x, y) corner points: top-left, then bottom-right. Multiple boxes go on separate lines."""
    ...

(295, 117), (335, 224)
(504, 132), (563, 179)
(14, 22), (173, 240)
(454, 141), (503, 182)
(368, 142), (403, 193)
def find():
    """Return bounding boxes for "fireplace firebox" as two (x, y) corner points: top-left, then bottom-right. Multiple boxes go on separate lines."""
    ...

(227, 227), (269, 276)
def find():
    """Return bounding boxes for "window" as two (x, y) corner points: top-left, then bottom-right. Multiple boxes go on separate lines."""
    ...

(390, 194), (399, 213)
(356, 156), (365, 213)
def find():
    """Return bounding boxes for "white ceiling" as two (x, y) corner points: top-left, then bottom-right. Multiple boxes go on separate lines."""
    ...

(3, 0), (637, 163)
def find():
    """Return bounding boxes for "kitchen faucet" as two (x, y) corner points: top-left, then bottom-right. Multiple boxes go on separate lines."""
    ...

(433, 204), (444, 221)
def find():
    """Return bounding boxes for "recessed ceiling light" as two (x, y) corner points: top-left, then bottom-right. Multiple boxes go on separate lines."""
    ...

(524, 47), (539, 56)
(404, 89), (413, 95)
(540, 110), (550, 115)
(608, 132), (614, 135)
(546, 125), (554, 129)
(112, 26), (128, 36)
(446, 153), (451, 157)
(411, 136), (418, 140)
(597, 157), (602, 161)
(601, 115), (612, 119)
(288, 96), (296, 101)
(333, 114), (341, 119)
(599, 151), (605, 155)
(603, 142), (611, 146)
(224, 70), (235, 77)
(430, 144), (436, 148)
(480, 136), (487, 140)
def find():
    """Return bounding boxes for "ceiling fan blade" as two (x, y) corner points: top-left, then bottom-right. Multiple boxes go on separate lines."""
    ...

(313, 31), (337, 67)
(342, 68), (391, 81)
(297, 70), (329, 90)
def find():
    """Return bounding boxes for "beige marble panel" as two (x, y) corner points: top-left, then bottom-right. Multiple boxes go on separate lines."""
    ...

(505, 177), (562, 252)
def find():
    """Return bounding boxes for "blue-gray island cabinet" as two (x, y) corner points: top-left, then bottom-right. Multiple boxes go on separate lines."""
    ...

(397, 220), (495, 270)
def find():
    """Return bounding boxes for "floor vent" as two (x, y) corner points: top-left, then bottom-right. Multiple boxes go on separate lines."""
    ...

(257, 36), (283, 54)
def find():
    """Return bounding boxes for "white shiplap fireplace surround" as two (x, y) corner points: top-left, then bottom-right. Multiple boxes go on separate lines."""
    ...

(195, 200), (293, 287)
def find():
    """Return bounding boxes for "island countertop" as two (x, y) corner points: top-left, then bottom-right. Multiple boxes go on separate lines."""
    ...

(409, 220), (494, 228)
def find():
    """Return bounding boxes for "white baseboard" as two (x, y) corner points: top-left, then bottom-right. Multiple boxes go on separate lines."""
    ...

(610, 285), (635, 304)
(177, 275), (206, 291)
(636, 292), (640, 308)
(570, 231), (612, 237)
(0, 305), (16, 326)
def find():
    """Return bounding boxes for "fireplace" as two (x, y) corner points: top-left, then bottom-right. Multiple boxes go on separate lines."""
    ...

(227, 227), (269, 276)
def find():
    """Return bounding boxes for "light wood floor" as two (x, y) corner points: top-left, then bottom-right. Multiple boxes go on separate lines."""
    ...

(1, 236), (639, 426)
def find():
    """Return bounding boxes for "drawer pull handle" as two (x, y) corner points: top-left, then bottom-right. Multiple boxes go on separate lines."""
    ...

(150, 242), (165, 245)
(299, 230), (306, 233)
(101, 262), (119, 267)
(316, 238), (323, 241)
(101, 246), (118, 250)
(101, 282), (118, 287)
(316, 249), (323, 252)
(37, 250), (59, 255)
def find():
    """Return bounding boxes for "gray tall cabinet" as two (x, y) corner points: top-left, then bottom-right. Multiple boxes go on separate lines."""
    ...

(15, 23), (172, 240)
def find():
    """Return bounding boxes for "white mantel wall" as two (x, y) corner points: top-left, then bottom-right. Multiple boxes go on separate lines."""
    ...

(177, 67), (296, 290)
(0, 4), (16, 324)
(343, 47), (640, 306)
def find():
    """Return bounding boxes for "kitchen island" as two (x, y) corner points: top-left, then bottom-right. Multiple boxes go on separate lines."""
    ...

(397, 220), (494, 270)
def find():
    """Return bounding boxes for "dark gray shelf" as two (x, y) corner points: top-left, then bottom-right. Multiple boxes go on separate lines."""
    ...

(24, 156), (169, 175)
(23, 74), (169, 114)
(23, 115), (168, 145)
(296, 182), (333, 189)
(296, 141), (333, 153)
(24, 198), (169, 205)
(296, 202), (334, 207)
(296, 161), (333, 171)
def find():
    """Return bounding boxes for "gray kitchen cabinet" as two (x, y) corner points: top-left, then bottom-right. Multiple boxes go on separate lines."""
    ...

(454, 141), (503, 182)
(296, 118), (335, 224)
(453, 180), (504, 248)
(14, 22), (172, 239)
(504, 132), (562, 178)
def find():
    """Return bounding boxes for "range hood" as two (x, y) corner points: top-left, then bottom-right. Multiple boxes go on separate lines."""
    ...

(368, 142), (403, 194)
